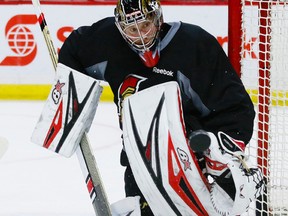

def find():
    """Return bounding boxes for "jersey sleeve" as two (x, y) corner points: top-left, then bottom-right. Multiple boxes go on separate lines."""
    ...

(58, 26), (89, 73)
(187, 29), (255, 144)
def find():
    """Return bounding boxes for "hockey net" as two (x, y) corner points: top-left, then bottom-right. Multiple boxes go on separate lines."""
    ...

(229, 1), (288, 215)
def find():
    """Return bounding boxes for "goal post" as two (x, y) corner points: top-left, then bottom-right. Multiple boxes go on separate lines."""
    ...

(228, 0), (242, 76)
(228, 1), (288, 215)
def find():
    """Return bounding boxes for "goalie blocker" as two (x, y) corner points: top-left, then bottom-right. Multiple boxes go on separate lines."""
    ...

(120, 81), (264, 216)
(31, 63), (103, 157)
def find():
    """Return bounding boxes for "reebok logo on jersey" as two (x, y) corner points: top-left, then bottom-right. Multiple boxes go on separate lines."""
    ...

(152, 67), (174, 77)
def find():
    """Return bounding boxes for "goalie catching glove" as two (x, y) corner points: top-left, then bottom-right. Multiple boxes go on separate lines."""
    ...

(194, 130), (265, 215)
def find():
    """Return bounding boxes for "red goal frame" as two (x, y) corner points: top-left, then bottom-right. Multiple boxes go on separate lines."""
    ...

(228, 1), (276, 214)
(228, 0), (272, 177)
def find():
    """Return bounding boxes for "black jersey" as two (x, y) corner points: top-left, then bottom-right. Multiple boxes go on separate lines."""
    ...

(58, 16), (255, 144)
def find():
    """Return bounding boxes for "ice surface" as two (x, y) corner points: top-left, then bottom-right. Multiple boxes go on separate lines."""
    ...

(0, 101), (125, 216)
(0, 101), (260, 216)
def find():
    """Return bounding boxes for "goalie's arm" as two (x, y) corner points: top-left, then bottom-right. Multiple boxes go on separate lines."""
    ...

(186, 30), (255, 144)
(58, 23), (109, 82)
(58, 28), (86, 74)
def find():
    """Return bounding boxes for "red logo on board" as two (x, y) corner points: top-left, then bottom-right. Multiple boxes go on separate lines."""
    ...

(0, 14), (38, 66)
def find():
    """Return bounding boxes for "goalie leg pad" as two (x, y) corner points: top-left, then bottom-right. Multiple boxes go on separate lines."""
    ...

(122, 82), (219, 215)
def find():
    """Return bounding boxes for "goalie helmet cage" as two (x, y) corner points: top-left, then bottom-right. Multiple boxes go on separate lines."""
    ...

(228, 0), (288, 215)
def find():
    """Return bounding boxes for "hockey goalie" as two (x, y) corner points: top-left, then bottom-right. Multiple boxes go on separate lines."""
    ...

(30, 63), (264, 215)
(112, 81), (264, 216)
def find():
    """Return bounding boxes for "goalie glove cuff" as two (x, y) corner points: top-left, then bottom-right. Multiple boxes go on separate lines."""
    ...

(203, 131), (246, 179)
(217, 131), (246, 160)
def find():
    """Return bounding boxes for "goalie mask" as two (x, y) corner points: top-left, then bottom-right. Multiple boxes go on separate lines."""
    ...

(115, 0), (163, 67)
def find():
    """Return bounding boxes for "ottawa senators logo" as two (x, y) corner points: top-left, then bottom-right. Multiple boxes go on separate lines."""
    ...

(118, 74), (147, 119)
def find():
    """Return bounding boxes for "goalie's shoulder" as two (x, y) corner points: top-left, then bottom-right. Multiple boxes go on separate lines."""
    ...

(178, 21), (220, 48)
(179, 22), (212, 37)
(58, 16), (118, 71)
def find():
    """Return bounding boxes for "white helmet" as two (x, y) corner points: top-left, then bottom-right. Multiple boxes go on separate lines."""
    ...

(114, 0), (163, 52)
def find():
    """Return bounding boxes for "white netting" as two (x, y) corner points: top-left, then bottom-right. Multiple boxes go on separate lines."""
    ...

(240, 1), (288, 215)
